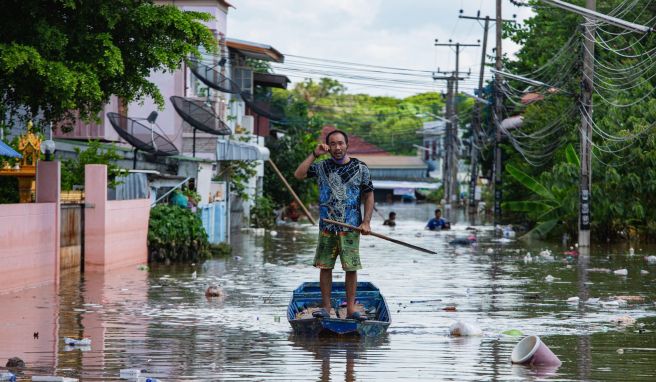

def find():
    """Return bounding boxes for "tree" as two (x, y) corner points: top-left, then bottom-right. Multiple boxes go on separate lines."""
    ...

(0, 0), (215, 127)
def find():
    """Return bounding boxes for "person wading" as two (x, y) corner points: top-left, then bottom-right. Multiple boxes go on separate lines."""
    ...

(294, 129), (374, 321)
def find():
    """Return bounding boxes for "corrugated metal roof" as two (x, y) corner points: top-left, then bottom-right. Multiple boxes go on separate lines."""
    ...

(0, 140), (22, 158)
(356, 155), (427, 169)
(217, 139), (270, 161)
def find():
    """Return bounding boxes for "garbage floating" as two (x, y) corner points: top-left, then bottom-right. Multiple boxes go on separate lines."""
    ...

(544, 275), (555, 282)
(523, 252), (532, 264)
(566, 296), (580, 304)
(645, 256), (656, 264)
(511, 335), (562, 366)
(0, 372), (16, 382)
(449, 321), (482, 336)
(629, 247), (635, 256)
(601, 299), (627, 308)
(486, 248), (494, 255)
(584, 298), (600, 305)
(539, 249), (554, 261)
(32, 377), (78, 382)
(270, 230), (278, 237)
(612, 295), (645, 303)
(120, 369), (141, 379)
(502, 329), (524, 336)
(613, 269), (628, 276)
(610, 315), (637, 326)
(63, 337), (91, 347)
(641, 270), (650, 275)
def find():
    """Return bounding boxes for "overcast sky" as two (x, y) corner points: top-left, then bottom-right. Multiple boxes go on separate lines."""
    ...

(228, 1), (534, 98)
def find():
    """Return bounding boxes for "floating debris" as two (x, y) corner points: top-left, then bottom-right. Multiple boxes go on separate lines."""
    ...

(641, 270), (650, 275)
(449, 321), (482, 336)
(0, 372), (15, 382)
(544, 275), (555, 282)
(119, 369), (141, 379)
(486, 248), (494, 255)
(443, 306), (457, 311)
(523, 252), (532, 263)
(611, 295), (645, 303)
(613, 269), (628, 276)
(63, 337), (91, 347)
(645, 256), (656, 264)
(588, 268), (611, 273)
(32, 377), (78, 382)
(566, 296), (580, 304)
(191, 271), (197, 279)
(270, 230), (278, 237)
(610, 315), (636, 326)
(629, 247), (635, 256)
(617, 348), (624, 354)
(501, 329), (524, 336)
(5, 357), (24, 368)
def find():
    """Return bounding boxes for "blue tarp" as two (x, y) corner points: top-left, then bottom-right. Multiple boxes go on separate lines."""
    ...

(0, 140), (22, 158)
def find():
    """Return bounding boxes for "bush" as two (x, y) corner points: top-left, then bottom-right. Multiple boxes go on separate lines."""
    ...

(250, 195), (276, 229)
(147, 205), (211, 263)
(61, 140), (127, 190)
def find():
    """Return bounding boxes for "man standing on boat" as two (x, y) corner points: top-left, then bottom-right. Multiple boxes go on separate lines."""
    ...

(294, 129), (374, 321)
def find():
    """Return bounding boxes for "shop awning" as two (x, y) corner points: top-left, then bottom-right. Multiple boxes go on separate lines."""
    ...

(0, 140), (22, 158)
(372, 180), (440, 190)
(217, 139), (270, 161)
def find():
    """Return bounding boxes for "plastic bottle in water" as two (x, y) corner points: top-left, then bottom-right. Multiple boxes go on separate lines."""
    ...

(0, 372), (16, 382)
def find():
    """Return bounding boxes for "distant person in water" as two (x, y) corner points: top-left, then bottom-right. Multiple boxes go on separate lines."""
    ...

(426, 209), (450, 230)
(281, 200), (301, 222)
(383, 211), (397, 227)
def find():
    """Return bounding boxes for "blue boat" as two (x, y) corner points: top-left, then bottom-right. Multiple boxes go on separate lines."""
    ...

(287, 281), (391, 336)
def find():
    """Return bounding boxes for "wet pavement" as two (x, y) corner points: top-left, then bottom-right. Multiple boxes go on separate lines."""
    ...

(1, 203), (655, 381)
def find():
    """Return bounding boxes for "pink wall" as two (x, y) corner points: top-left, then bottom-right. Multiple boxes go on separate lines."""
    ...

(0, 161), (60, 294)
(0, 283), (59, 369)
(53, 96), (120, 142)
(84, 165), (150, 272)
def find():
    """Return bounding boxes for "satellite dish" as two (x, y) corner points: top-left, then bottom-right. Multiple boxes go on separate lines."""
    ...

(188, 57), (240, 94)
(170, 96), (231, 136)
(107, 112), (179, 168)
(240, 91), (286, 123)
(170, 96), (232, 157)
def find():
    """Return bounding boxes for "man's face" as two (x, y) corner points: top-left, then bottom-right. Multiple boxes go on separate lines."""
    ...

(327, 133), (348, 160)
(435, 211), (441, 219)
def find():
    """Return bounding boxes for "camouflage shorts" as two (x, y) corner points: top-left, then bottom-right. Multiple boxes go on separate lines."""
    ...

(314, 230), (362, 271)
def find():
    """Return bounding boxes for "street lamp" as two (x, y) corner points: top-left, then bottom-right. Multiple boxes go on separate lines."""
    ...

(40, 140), (55, 161)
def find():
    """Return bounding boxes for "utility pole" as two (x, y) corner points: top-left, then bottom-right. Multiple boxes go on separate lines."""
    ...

(493, 0), (504, 228)
(579, 0), (595, 247)
(434, 40), (479, 215)
(460, 12), (515, 216)
(432, 72), (463, 216)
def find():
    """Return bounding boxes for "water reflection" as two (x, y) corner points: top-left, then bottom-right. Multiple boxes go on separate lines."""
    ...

(0, 203), (655, 380)
(289, 335), (389, 382)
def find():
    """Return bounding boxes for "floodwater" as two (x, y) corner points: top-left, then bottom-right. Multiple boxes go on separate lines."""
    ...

(1, 203), (656, 381)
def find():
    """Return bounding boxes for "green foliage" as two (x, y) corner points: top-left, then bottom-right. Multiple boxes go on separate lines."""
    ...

(503, 144), (579, 239)
(209, 242), (232, 257)
(0, 0), (215, 126)
(502, 0), (656, 242)
(425, 186), (444, 203)
(217, 160), (257, 201)
(61, 141), (127, 190)
(147, 204), (211, 263)
(0, 177), (19, 204)
(250, 195), (276, 229)
(290, 78), (445, 155)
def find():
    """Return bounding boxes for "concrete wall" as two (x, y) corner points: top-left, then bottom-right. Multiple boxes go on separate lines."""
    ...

(84, 165), (150, 272)
(0, 161), (60, 294)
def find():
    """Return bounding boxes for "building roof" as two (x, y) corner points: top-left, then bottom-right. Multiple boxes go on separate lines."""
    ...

(320, 125), (390, 156)
(226, 38), (284, 63)
(0, 140), (22, 158)
(355, 154), (427, 169)
(253, 72), (290, 89)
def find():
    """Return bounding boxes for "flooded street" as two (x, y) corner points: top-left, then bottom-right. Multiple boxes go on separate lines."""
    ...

(1, 203), (656, 381)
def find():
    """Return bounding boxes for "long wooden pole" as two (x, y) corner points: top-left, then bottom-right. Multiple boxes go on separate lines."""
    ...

(267, 159), (316, 225)
(322, 218), (437, 255)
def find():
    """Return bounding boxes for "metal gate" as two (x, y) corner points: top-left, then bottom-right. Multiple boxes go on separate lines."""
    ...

(60, 203), (84, 272)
